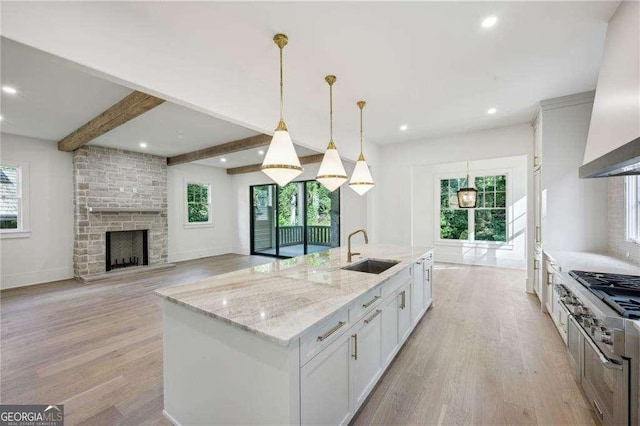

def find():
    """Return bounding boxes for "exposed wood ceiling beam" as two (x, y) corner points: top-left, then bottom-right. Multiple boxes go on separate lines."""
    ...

(57, 90), (165, 152)
(167, 133), (272, 166)
(226, 153), (325, 175)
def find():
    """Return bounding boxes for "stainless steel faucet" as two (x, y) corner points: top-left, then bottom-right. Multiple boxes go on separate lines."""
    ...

(347, 228), (369, 262)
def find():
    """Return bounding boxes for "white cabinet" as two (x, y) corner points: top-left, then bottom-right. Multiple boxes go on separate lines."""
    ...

(411, 261), (425, 324)
(381, 293), (399, 366)
(301, 330), (354, 426)
(398, 282), (412, 342)
(352, 308), (383, 407)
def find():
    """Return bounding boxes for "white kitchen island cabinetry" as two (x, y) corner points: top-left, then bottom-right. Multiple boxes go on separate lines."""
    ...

(158, 245), (434, 426)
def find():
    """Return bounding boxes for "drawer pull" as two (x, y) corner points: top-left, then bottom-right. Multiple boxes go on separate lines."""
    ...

(593, 399), (604, 421)
(364, 309), (382, 324)
(400, 290), (406, 309)
(317, 321), (346, 342)
(352, 334), (358, 360)
(362, 295), (380, 308)
(547, 272), (553, 286)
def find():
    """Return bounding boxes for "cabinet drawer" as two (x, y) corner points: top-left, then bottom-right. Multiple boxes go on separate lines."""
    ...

(381, 267), (411, 297)
(300, 306), (350, 366)
(353, 287), (383, 320)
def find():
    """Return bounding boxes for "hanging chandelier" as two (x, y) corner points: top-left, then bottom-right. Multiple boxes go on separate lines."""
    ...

(349, 101), (375, 195)
(316, 75), (348, 192)
(457, 161), (477, 208)
(260, 34), (303, 187)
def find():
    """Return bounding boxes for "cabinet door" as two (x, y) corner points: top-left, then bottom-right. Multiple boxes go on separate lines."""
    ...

(534, 170), (542, 247)
(398, 282), (412, 342)
(423, 263), (433, 307)
(352, 309), (383, 408)
(301, 329), (353, 426)
(381, 292), (399, 366)
(411, 262), (424, 324)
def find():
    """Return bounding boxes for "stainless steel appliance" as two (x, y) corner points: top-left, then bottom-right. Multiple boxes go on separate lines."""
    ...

(553, 271), (640, 425)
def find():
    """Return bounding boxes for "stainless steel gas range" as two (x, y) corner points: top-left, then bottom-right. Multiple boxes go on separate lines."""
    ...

(554, 270), (640, 425)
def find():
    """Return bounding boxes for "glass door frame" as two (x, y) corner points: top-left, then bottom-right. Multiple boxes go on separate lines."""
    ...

(249, 180), (340, 258)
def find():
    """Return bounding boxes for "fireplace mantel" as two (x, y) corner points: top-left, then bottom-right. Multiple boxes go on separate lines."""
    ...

(87, 206), (164, 213)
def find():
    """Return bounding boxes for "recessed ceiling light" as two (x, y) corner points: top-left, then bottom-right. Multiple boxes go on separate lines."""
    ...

(139, 142), (148, 148)
(487, 108), (497, 115)
(2, 86), (17, 95)
(0, 115), (3, 121)
(482, 16), (498, 28)
(400, 125), (408, 131)
(220, 158), (227, 162)
(258, 150), (265, 155)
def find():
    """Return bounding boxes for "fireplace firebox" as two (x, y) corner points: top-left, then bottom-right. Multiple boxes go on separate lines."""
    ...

(105, 230), (149, 271)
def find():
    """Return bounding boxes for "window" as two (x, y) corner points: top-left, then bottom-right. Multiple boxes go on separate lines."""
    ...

(0, 162), (29, 237)
(626, 175), (640, 243)
(438, 173), (508, 243)
(185, 182), (212, 226)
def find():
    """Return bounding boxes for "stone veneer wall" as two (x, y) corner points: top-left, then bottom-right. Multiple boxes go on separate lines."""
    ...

(73, 146), (168, 278)
(608, 176), (640, 264)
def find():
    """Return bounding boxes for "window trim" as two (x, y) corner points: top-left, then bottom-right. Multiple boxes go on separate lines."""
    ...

(183, 179), (213, 228)
(0, 160), (30, 239)
(625, 175), (640, 244)
(434, 168), (513, 249)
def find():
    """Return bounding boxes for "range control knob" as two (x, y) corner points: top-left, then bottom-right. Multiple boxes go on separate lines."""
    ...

(601, 333), (613, 345)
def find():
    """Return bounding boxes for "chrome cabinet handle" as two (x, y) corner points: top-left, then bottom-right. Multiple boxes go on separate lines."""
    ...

(362, 295), (380, 308)
(534, 260), (540, 270)
(425, 268), (430, 281)
(547, 272), (553, 286)
(400, 290), (406, 309)
(593, 399), (604, 421)
(351, 334), (358, 360)
(364, 309), (382, 324)
(536, 226), (541, 243)
(317, 321), (346, 342)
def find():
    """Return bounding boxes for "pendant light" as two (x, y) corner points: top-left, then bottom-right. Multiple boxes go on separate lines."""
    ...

(457, 161), (478, 208)
(349, 101), (375, 195)
(261, 34), (303, 187)
(316, 75), (348, 192)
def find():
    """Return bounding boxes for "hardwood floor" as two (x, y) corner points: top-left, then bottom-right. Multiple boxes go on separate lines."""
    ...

(1, 257), (594, 425)
(351, 263), (595, 426)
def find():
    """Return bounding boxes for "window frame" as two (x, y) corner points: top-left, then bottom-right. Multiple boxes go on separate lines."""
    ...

(183, 179), (213, 228)
(434, 168), (513, 249)
(0, 160), (30, 239)
(625, 175), (640, 244)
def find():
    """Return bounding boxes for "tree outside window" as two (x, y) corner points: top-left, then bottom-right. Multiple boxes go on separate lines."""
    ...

(186, 182), (211, 225)
(439, 174), (507, 243)
(0, 165), (20, 230)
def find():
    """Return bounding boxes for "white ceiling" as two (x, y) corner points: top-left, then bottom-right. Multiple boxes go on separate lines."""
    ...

(88, 102), (259, 157)
(0, 37), (133, 141)
(194, 144), (318, 170)
(1, 2), (619, 160)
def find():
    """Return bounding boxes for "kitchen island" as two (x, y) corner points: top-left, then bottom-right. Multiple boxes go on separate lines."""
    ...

(156, 244), (434, 426)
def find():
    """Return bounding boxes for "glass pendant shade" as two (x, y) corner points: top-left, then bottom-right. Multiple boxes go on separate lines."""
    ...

(457, 187), (478, 208)
(349, 154), (375, 195)
(261, 128), (303, 186)
(316, 75), (347, 192)
(317, 141), (348, 192)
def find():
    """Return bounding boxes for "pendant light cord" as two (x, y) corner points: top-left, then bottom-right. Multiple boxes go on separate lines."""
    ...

(360, 106), (363, 155)
(329, 83), (334, 142)
(279, 46), (284, 122)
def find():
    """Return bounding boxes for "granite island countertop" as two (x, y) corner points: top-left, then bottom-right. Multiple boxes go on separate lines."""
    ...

(156, 244), (431, 347)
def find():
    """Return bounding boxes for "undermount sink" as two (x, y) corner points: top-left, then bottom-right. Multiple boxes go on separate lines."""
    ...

(342, 258), (401, 274)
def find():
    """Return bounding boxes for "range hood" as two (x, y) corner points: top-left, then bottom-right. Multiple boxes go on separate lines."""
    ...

(580, 1), (640, 178)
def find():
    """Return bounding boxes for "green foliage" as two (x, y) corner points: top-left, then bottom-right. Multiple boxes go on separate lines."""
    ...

(440, 174), (507, 242)
(306, 182), (332, 226)
(276, 182), (334, 226)
(277, 183), (300, 226)
(0, 217), (17, 229)
(187, 183), (209, 223)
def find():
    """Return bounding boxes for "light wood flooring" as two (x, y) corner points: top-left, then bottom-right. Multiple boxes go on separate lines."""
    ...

(0, 256), (595, 425)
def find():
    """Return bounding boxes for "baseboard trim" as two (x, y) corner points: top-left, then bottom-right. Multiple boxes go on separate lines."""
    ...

(435, 253), (526, 269)
(78, 263), (176, 282)
(168, 246), (233, 263)
(0, 266), (74, 290)
(163, 409), (183, 426)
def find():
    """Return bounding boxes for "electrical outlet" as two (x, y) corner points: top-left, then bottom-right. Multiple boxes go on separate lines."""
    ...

(120, 187), (124, 192)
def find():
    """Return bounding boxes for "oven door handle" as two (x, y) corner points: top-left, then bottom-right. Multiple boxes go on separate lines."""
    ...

(573, 316), (623, 371)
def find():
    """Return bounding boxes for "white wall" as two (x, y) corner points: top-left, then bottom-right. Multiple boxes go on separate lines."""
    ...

(0, 133), (74, 289)
(371, 124), (534, 269)
(231, 162), (368, 255)
(167, 163), (235, 262)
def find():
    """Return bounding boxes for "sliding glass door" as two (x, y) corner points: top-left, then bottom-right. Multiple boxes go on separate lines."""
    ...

(251, 181), (340, 258)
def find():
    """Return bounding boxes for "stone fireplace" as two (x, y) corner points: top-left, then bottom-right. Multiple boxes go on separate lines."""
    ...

(73, 146), (168, 280)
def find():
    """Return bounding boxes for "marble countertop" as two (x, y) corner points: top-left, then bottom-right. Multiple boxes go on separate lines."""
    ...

(545, 250), (640, 275)
(156, 244), (431, 347)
